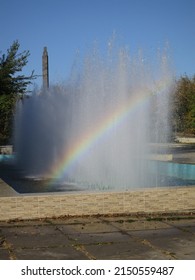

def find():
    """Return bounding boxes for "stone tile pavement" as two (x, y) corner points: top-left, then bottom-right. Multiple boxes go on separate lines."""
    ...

(0, 214), (194, 260)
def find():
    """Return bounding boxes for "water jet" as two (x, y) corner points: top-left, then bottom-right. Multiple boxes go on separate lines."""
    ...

(14, 43), (176, 192)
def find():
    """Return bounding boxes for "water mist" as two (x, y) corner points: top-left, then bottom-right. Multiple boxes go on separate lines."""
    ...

(14, 43), (175, 190)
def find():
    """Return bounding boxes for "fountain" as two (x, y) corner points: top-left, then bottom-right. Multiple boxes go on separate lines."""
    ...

(14, 43), (175, 192)
(1, 43), (195, 221)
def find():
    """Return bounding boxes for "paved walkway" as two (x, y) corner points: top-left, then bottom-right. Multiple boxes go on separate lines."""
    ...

(0, 144), (195, 260)
(0, 214), (195, 260)
(0, 178), (18, 197)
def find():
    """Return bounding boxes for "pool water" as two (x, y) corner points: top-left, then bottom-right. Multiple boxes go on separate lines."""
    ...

(0, 157), (195, 193)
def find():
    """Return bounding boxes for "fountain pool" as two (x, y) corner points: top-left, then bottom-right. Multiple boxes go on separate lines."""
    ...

(0, 158), (195, 194)
(1, 43), (194, 220)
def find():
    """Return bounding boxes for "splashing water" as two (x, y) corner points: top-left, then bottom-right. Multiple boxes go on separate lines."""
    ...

(14, 44), (175, 190)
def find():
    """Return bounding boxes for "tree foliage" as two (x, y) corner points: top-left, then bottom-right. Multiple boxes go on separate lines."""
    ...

(173, 75), (195, 135)
(0, 40), (36, 144)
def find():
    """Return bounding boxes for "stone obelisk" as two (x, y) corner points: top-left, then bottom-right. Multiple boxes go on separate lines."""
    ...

(42, 47), (49, 89)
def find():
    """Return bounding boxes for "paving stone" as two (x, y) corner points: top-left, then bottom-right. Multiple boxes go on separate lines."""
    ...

(14, 245), (89, 260)
(66, 231), (130, 244)
(84, 240), (170, 260)
(0, 216), (195, 260)
(47, 217), (101, 225)
(165, 219), (195, 228)
(130, 228), (195, 260)
(62, 222), (118, 234)
(0, 248), (10, 259)
(182, 225), (195, 234)
(5, 220), (50, 227)
(111, 220), (171, 231)
(1, 226), (71, 248)
(100, 216), (140, 222)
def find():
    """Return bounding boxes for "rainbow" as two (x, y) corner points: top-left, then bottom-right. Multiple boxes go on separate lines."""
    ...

(49, 81), (169, 184)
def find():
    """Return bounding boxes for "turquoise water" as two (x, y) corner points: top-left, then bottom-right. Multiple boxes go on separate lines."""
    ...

(1, 155), (195, 181)
(0, 154), (14, 161)
(149, 161), (195, 181)
(0, 155), (195, 193)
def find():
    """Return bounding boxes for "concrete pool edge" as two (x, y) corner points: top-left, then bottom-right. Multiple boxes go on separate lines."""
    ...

(0, 182), (194, 221)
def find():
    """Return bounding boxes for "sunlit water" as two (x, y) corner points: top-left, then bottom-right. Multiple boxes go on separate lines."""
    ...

(14, 43), (175, 191)
(0, 158), (195, 193)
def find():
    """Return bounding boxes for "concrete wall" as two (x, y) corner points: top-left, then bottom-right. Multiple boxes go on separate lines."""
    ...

(175, 137), (195, 144)
(0, 187), (194, 221)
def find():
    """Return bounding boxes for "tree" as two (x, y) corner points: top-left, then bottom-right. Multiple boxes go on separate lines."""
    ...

(0, 40), (36, 144)
(173, 75), (195, 135)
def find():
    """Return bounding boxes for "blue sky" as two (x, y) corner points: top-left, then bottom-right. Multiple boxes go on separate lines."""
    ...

(1, 0), (195, 88)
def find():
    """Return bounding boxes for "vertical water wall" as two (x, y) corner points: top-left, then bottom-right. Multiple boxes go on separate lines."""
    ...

(14, 44), (175, 190)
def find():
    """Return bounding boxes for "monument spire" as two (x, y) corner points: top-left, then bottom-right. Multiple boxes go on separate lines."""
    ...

(42, 46), (49, 89)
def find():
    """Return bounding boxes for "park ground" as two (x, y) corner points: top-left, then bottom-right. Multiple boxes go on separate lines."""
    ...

(0, 143), (195, 260)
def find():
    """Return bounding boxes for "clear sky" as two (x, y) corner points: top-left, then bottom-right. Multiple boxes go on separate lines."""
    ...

(1, 0), (195, 88)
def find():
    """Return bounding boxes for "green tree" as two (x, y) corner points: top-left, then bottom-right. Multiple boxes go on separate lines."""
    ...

(0, 40), (36, 144)
(173, 75), (195, 135)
